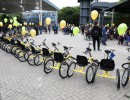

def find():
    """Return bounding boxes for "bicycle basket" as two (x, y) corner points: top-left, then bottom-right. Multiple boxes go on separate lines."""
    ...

(54, 52), (64, 62)
(21, 44), (25, 50)
(17, 40), (21, 47)
(100, 59), (115, 71)
(31, 46), (35, 52)
(42, 48), (50, 56)
(77, 55), (88, 66)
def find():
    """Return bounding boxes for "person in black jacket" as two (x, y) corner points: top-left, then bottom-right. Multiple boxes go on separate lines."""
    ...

(91, 22), (102, 51)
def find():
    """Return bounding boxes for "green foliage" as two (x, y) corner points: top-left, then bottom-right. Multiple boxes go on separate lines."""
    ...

(58, 6), (80, 26)
(114, 12), (130, 27)
(0, 13), (23, 23)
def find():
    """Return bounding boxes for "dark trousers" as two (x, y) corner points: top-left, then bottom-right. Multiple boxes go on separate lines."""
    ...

(93, 37), (100, 50)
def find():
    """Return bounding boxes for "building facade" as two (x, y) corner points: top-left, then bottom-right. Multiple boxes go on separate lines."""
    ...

(22, 11), (57, 25)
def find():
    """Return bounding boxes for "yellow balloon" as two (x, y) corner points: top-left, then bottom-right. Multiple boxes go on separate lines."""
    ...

(24, 22), (26, 25)
(22, 30), (26, 36)
(0, 22), (3, 27)
(60, 20), (66, 29)
(39, 22), (42, 26)
(45, 18), (51, 25)
(91, 10), (98, 20)
(20, 24), (22, 26)
(8, 24), (12, 29)
(30, 29), (36, 37)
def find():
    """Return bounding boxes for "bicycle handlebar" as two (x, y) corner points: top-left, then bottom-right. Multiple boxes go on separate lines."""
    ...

(126, 48), (130, 52)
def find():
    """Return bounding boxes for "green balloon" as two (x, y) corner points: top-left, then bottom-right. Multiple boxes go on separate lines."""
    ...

(13, 17), (17, 21)
(13, 21), (18, 27)
(73, 27), (79, 36)
(4, 18), (8, 23)
(10, 19), (13, 23)
(118, 23), (128, 36)
(22, 26), (25, 31)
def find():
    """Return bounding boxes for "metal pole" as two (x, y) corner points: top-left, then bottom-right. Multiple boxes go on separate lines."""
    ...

(111, 9), (114, 27)
(98, 14), (100, 26)
(39, 0), (42, 25)
(55, 10), (58, 25)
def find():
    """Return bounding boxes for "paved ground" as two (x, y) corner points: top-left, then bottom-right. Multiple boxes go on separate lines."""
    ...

(0, 31), (130, 100)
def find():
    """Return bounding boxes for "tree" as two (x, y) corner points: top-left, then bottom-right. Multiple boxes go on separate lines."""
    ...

(58, 6), (80, 26)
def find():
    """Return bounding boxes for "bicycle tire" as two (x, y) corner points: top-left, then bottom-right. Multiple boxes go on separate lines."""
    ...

(27, 54), (36, 66)
(14, 48), (21, 58)
(116, 69), (120, 90)
(86, 65), (94, 84)
(34, 54), (43, 66)
(18, 51), (26, 62)
(121, 69), (129, 87)
(67, 62), (76, 77)
(59, 62), (69, 79)
(44, 58), (54, 74)
(92, 65), (98, 83)
(6, 45), (12, 53)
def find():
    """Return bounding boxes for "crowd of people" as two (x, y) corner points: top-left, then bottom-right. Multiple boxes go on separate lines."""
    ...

(81, 22), (130, 50)
(0, 23), (59, 36)
(0, 22), (130, 51)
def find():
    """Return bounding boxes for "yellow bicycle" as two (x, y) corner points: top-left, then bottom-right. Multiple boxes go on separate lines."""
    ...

(67, 43), (99, 83)
(86, 49), (121, 89)
(44, 43), (73, 79)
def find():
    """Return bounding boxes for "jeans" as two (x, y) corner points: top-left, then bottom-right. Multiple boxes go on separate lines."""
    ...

(102, 34), (106, 45)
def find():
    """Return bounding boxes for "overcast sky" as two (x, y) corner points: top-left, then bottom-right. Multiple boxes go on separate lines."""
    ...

(49, 0), (119, 9)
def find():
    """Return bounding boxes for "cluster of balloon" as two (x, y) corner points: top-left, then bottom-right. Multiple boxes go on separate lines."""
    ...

(4, 18), (8, 23)
(118, 23), (128, 36)
(13, 21), (18, 27)
(45, 17), (51, 26)
(8, 24), (13, 29)
(0, 22), (3, 27)
(30, 29), (36, 37)
(91, 10), (98, 21)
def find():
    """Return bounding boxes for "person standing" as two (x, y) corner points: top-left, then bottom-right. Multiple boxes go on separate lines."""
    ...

(48, 25), (51, 34)
(81, 25), (85, 35)
(102, 25), (107, 45)
(91, 22), (102, 51)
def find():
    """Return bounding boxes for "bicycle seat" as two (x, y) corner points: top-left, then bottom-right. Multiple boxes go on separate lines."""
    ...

(87, 48), (91, 51)
(52, 43), (56, 47)
(105, 50), (111, 54)
(127, 56), (130, 60)
(64, 46), (68, 50)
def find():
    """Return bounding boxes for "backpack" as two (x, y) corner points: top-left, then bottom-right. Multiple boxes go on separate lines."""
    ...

(92, 28), (99, 37)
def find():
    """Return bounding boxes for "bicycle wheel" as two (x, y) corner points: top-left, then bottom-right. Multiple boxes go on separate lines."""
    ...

(18, 51), (26, 62)
(67, 62), (76, 77)
(59, 62), (69, 79)
(92, 65), (98, 83)
(14, 48), (21, 58)
(12, 47), (18, 55)
(34, 54), (43, 66)
(24, 52), (29, 61)
(6, 45), (12, 53)
(86, 65), (94, 84)
(116, 69), (120, 89)
(27, 54), (36, 66)
(44, 58), (54, 74)
(121, 69), (129, 87)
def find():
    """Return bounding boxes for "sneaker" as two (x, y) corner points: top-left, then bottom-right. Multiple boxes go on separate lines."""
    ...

(93, 49), (96, 51)
(98, 49), (102, 51)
